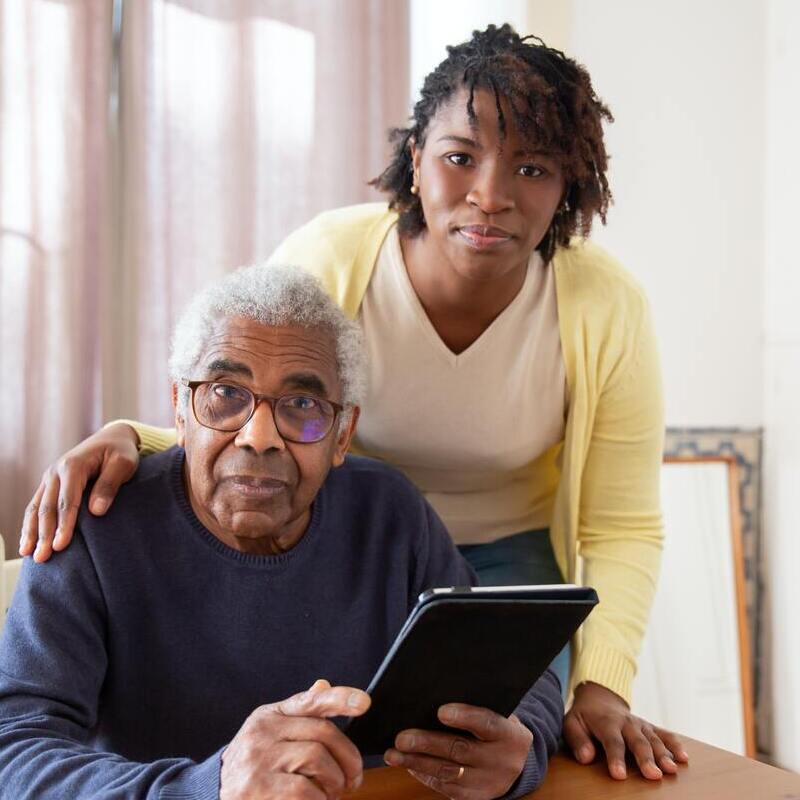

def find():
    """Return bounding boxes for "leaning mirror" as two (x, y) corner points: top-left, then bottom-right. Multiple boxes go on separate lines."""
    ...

(632, 457), (755, 756)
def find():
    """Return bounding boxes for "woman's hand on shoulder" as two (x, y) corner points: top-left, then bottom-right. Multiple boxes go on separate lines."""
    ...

(19, 422), (141, 562)
(564, 681), (689, 780)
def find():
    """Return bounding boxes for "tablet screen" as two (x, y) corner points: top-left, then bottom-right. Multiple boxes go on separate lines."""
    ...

(345, 584), (597, 754)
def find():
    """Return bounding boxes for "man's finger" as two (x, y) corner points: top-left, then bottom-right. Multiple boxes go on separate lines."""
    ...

(274, 684), (370, 719)
(408, 768), (437, 786)
(34, 476), (61, 562)
(406, 769), (445, 795)
(562, 709), (596, 764)
(88, 454), (136, 516)
(19, 483), (46, 556)
(269, 739), (349, 796)
(621, 722), (662, 780)
(385, 748), (467, 785)
(437, 704), (511, 742)
(260, 712), (364, 790)
(394, 728), (477, 766)
(406, 768), (478, 800)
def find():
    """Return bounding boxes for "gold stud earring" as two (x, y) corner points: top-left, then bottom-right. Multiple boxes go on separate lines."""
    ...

(410, 184), (418, 195)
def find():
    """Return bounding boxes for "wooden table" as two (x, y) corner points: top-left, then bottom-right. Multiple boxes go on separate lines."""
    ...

(348, 737), (800, 799)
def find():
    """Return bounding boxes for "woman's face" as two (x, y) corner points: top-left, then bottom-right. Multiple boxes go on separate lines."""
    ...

(410, 86), (565, 284)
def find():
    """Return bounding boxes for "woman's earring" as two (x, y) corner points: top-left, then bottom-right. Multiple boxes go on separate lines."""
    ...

(410, 184), (418, 195)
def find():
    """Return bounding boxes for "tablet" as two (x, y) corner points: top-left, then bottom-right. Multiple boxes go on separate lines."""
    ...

(344, 584), (598, 755)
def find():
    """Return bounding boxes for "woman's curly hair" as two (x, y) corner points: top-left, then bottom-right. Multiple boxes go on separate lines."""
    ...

(370, 23), (614, 263)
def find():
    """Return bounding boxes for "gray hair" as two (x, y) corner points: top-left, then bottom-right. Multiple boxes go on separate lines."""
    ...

(169, 263), (366, 428)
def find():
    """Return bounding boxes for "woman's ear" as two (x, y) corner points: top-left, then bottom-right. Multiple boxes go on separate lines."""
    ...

(409, 136), (421, 185)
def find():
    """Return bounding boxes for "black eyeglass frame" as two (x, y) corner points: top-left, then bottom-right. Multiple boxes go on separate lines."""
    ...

(181, 379), (345, 443)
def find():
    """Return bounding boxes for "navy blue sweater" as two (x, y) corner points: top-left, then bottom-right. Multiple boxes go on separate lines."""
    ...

(0, 449), (562, 798)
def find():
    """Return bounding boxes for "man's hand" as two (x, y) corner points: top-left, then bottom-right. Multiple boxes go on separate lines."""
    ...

(384, 704), (532, 799)
(564, 681), (689, 780)
(220, 679), (370, 800)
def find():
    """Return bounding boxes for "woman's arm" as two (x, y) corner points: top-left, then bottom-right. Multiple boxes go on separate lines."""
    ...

(563, 296), (688, 778)
(573, 297), (664, 703)
(18, 421), (177, 561)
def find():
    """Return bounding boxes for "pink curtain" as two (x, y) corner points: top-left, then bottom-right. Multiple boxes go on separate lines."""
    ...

(0, 0), (409, 555)
(0, 0), (114, 555)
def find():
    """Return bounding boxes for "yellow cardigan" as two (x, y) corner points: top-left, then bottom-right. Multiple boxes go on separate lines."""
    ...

(131, 203), (664, 704)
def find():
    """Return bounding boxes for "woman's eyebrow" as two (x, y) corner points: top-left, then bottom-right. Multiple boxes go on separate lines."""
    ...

(436, 134), (481, 149)
(513, 147), (557, 159)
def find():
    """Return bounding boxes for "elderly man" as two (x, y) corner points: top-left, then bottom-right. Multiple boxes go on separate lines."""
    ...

(0, 265), (562, 799)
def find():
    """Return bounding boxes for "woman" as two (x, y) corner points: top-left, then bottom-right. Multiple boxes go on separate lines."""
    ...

(20, 24), (687, 783)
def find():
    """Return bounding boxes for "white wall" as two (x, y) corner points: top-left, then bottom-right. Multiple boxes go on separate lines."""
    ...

(410, 0), (572, 103)
(410, 0), (528, 102)
(763, 0), (800, 773)
(568, 0), (766, 428)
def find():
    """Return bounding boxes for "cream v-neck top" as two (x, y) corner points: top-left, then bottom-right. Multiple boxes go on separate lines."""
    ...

(355, 225), (566, 544)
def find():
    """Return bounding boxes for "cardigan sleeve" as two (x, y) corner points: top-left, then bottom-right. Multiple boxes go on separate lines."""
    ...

(108, 420), (178, 457)
(571, 297), (665, 704)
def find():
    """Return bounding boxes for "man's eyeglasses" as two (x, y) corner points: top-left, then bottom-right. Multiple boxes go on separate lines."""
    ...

(181, 380), (344, 444)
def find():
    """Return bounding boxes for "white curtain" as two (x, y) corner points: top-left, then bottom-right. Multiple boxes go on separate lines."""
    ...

(0, 0), (409, 553)
(0, 0), (114, 554)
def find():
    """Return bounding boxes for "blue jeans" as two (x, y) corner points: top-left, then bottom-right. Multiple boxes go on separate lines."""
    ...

(458, 528), (570, 697)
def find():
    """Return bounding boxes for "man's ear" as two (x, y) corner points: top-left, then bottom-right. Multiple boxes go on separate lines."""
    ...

(330, 406), (360, 468)
(172, 383), (186, 448)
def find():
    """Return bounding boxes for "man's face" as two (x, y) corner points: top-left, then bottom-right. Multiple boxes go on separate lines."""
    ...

(175, 316), (357, 555)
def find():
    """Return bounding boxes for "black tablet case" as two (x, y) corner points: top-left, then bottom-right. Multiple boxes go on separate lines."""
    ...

(345, 586), (598, 755)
